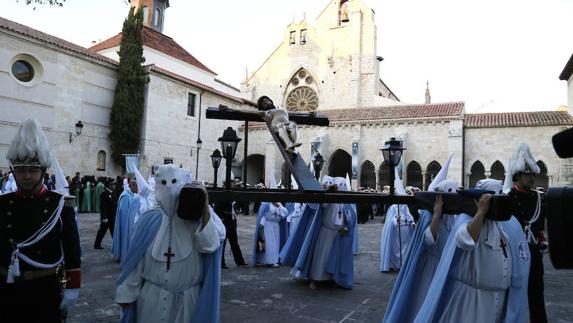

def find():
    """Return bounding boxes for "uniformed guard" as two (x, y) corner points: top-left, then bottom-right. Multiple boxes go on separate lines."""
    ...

(504, 143), (548, 323)
(0, 118), (81, 323)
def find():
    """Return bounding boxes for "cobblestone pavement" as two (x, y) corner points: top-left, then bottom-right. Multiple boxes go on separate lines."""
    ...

(68, 213), (573, 323)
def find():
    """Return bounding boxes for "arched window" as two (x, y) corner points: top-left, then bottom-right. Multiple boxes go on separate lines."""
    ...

(378, 162), (391, 191)
(406, 161), (423, 190)
(154, 8), (161, 26)
(360, 160), (376, 189)
(469, 161), (485, 188)
(425, 161), (442, 190)
(285, 68), (319, 111)
(490, 161), (505, 181)
(535, 160), (549, 191)
(97, 150), (106, 171)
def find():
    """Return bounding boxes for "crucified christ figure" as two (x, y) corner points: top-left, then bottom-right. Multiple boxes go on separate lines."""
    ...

(220, 96), (306, 154)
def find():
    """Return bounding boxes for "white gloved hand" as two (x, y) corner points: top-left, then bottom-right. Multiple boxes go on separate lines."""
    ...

(60, 288), (80, 312)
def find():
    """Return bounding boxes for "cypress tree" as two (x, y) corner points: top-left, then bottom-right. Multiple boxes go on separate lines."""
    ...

(109, 7), (148, 167)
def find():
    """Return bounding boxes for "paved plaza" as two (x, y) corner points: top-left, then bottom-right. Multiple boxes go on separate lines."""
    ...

(68, 212), (573, 323)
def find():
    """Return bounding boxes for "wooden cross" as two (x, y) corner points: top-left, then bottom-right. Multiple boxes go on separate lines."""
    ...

(500, 239), (508, 258)
(164, 246), (175, 271)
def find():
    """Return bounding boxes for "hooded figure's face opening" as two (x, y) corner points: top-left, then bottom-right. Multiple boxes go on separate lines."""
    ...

(13, 166), (43, 192)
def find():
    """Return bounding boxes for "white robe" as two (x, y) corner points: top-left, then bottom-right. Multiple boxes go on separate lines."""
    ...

(287, 203), (305, 236)
(380, 205), (415, 271)
(310, 203), (346, 281)
(258, 204), (288, 265)
(437, 220), (512, 323)
(115, 213), (220, 323)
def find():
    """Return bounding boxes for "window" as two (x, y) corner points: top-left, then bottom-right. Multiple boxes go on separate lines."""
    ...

(97, 151), (106, 171)
(143, 6), (148, 23)
(187, 93), (196, 116)
(11, 60), (34, 83)
(164, 158), (173, 165)
(289, 31), (296, 45)
(300, 29), (307, 45)
(154, 8), (161, 26)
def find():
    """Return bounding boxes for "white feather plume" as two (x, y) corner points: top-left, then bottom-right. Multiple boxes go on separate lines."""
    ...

(7, 118), (52, 168)
(508, 143), (540, 176)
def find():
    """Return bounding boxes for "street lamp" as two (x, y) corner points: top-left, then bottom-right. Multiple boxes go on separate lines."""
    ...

(69, 121), (84, 143)
(313, 152), (324, 181)
(210, 149), (222, 187)
(381, 137), (405, 195)
(218, 127), (241, 190)
(195, 138), (203, 180)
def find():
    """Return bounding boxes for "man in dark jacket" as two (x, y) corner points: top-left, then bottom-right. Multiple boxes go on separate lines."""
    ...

(93, 179), (117, 249)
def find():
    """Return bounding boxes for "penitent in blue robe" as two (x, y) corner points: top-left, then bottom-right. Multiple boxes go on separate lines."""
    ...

(112, 190), (135, 263)
(117, 208), (222, 323)
(251, 202), (290, 266)
(292, 204), (356, 289)
(279, 204), (320, 267)
(413, 214), (530, 323)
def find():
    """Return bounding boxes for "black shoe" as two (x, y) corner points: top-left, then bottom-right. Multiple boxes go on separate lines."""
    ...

(94, 245), (104, 250)
(237, 263), (249, 268)
(222, 265), (229, 269)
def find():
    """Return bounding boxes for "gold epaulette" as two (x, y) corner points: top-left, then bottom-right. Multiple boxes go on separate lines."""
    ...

(64, 196), (76, 208)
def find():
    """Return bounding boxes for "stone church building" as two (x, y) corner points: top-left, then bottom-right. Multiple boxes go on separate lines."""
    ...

(0, 0), (571, 190)
(240, 0), (573, 190)
(0, 0), (248, 181)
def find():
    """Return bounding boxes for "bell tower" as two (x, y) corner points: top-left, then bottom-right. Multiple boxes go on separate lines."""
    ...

(130, 0), (170, 33)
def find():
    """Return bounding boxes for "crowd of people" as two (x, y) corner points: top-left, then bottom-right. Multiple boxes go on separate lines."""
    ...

(0, 117), (551, 323)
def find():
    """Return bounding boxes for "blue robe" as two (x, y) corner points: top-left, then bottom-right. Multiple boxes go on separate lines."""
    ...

(413, 214), (530, 323)
(251, 202), (291, 266)
(292, 204), (356, 289)
(351, 204), (359, 255)
(118, 208), (222, 323)
(126, 196), (142, 242)
(279, 204), (320, 266)
(383, 210), (433, 323)
(112, 190), (135, 263)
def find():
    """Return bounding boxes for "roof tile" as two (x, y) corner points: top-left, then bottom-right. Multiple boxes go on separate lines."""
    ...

(465, 111), (573, 128)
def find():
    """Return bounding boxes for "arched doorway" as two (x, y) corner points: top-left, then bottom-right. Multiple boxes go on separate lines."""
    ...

(360, 160), (376, 189)
(328, 149), (352, 179)
(245, 154), (265, 186)
(425, 161), (442, 190)
(469, 161), (485, 188)
(406, 161), (423, 190)
(535, 160), (549, 190)
(490, 161), (505, 181)
(378, 162), (391, 191)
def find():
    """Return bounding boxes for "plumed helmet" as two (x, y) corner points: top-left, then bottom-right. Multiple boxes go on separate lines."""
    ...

(7, 118), (52, 168)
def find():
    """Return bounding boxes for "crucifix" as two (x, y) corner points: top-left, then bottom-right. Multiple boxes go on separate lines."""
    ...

(164, 246), (175, 271)
(500, 239), (508, 258)
(206, 97), (329, 191)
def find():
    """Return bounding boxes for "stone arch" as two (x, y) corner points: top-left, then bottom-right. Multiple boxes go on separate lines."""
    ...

(97, 150), (106, 171)
(406, 161), (423, 190)
(490, 160), (505, 181)
(425, 161), (442, 190)
(378, 162), (391, 191)
(535, 160), (549, 190)
(469, 161), (485, 188)
(244, 154), (265, 186)
(359, 160), (376, 189)
(327, 149), (351, 178)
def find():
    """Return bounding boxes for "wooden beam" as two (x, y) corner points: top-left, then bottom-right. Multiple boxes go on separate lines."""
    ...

(206, 107), (330, 126)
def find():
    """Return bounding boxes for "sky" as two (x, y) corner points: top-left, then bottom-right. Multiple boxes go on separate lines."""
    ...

(3, 0), (572, 113)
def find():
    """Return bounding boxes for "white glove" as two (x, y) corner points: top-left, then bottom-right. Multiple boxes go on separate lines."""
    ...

(60, 288), (80, 312)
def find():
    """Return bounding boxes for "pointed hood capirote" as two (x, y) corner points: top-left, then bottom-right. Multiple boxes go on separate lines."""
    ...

(7, 118), (52, 168)
(427, 154), (453, 192)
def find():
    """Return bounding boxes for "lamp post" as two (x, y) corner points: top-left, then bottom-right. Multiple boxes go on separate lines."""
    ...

(381, 137), (405, 195)
(69, 121), (84, 143)
(195, 138), (202, 180)
(313, 152), (324, 181)
(218, 127), (241, 190)
(210, 149), (222, 187)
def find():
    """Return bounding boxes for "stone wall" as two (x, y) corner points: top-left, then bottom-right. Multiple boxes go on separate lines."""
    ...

(0, 31), (121, 178)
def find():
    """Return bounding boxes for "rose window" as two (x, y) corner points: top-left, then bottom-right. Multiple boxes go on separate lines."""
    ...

(286, 86), (319, 112)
